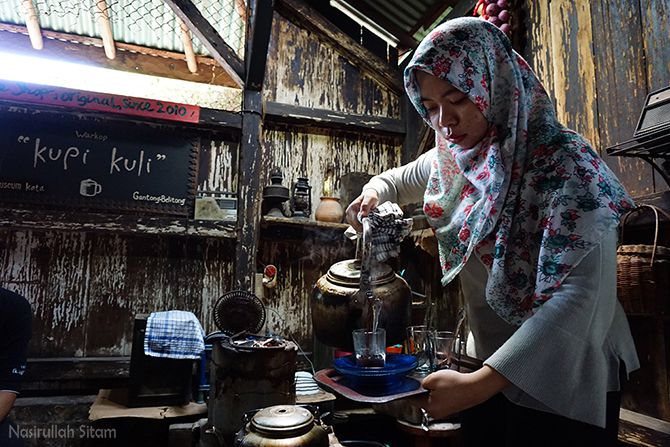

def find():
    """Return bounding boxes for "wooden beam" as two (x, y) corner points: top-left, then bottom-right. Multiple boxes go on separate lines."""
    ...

(235, 89), (265, 290)
(245, 0), (274, 90)
(264, 101), (405, 135)
(161, 0), (245, 88)
(20, 0), (42, 50)
(276, 0), (403, 94)
(96, 0), (116, 59)
(401, 95), (430, 164)
(619, 408), (670, 446)
(177, 17), (198, 73)
(0, 25), (238, 88)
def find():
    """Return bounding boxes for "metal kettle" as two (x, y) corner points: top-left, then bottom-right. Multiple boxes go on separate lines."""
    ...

(234, 405), (329, 447)
(311, 219), (412, 351)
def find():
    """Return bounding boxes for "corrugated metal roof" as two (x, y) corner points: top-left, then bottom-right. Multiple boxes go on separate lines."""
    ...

(0, 0), (246, 57)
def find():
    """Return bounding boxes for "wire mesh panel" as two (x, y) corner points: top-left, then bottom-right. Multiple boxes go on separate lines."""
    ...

(0, 0), (247, 58)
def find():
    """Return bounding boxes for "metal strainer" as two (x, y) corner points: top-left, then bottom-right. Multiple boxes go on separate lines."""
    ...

(213, 290), (266, 334)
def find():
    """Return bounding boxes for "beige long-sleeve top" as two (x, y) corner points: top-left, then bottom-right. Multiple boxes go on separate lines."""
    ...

(363, 148), (639, 427)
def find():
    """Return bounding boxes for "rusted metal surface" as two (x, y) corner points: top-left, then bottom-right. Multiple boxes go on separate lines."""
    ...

(520, 0), (667, 198)
(0, 229), (235, 357)
(264, 12), (401, 118)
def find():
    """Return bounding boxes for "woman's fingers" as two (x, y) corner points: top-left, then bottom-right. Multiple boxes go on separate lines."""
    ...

(345, 189), (379, 231)
(359, 189), (379, 218)
(345, 195), (364, 230)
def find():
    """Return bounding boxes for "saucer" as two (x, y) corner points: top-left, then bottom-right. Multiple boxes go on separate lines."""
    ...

(333, 354), (418, 379)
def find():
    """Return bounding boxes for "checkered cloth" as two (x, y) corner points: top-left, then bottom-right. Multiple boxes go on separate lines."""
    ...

(144, 310), (205, 360)
(346, 201), (413, 262)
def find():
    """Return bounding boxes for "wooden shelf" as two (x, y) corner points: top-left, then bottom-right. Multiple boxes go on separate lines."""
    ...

(261, 216), (350, 241)
(262, 215), (349, 230)
(0, 208), (237, 239)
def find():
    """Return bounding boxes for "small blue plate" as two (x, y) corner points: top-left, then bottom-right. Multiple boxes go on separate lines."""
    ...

(333, 354), (418, 378)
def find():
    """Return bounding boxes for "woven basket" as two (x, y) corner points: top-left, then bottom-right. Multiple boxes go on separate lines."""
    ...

(617, 205), (670, 314)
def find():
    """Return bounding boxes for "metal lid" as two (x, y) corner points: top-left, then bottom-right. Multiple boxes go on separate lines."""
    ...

(326, 259), (394, 287)
(250, 405), (314, 437)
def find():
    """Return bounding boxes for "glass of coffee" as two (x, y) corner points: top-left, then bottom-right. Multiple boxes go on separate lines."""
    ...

(352, 328), (386, 368)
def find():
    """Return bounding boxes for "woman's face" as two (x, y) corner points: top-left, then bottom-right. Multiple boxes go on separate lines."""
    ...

(416, 71), (490, 149)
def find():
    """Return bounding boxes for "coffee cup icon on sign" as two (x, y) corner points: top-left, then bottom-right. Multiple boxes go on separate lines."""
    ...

(80, 179), (102, 197)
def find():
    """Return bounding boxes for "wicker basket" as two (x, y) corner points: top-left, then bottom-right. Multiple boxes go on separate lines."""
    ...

(617, 205), (670, 314)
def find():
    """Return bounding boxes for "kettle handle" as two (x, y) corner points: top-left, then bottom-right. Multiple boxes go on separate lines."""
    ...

(359, 218), (373, 297)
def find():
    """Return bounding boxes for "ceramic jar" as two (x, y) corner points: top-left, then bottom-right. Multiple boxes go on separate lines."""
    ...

(314, 196), (344, 223)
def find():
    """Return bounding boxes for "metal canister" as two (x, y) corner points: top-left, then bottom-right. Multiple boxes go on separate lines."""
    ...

(234, 405), (329, 447)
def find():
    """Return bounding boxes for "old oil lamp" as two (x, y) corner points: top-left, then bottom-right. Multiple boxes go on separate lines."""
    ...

(262, 168), (290, 217)
(291, 177), (312, 218)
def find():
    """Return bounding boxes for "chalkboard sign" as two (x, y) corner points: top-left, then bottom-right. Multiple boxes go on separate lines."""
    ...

(0, 107), (198, 216)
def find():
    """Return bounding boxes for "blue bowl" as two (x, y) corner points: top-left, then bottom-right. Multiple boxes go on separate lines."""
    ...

(333, 354), (419, 391)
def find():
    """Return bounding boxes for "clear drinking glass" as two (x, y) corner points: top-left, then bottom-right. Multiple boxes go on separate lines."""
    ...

(405, 325), (435, 375)
(352, 328), (386, 367)
(433, 330), (455, 370)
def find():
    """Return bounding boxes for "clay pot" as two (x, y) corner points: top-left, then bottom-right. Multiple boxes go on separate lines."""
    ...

(314, 196), (344, 223)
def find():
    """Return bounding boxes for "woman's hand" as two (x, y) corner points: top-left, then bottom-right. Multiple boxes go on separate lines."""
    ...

(345, 188), (380, 231)
(420, 366), (510, 420)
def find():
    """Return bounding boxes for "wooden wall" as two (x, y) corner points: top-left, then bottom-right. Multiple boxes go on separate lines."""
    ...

(264, 13), (401, 118)
(258, 11), (408, 349)
(0, 7), (412, 361)
(521, 0), (669, 198)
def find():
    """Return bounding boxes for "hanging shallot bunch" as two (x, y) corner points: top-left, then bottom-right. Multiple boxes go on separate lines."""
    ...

(473, 0), (512, 36)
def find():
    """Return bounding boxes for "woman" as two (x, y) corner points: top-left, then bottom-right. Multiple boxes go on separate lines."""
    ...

(346, 17), (638, 446)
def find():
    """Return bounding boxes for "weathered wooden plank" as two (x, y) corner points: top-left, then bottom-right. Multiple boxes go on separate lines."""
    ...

(591, 0), (655, 198)
(275, 0), (403, 95)
(640, 0), (670, 194)
(162, 0), (245, 87)
(265, 101), (405, 135)
(548, 0), (599, 149)
(619, 408), (670, 446)
(262, 129), (402, 209)
(640, 0), (670, 93)
(197, 138), (239, 194)
(264, 8), (400, 118)
(0, 209), (237, 239)
(258, 236), (355, 349)
(522, 0), (555, 97)
(21, 357), (129, 394)
(266, 12), (401, 117)
(0, 229), (235, 357)
(0, 24), (239, 88)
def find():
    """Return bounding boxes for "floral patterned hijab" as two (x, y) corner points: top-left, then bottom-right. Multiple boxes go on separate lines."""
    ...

(405, 18), (634, 326)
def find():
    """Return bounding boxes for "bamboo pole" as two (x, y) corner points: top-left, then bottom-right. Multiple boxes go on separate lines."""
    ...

(177, 17), (198, 73)
(96, 0), (116, 59)
(20, 0), (42, 50)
